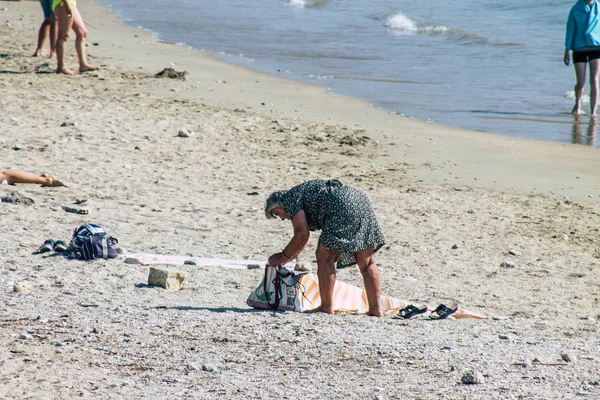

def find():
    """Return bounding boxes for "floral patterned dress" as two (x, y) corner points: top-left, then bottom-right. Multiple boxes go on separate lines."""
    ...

(281, 179), (385, 268)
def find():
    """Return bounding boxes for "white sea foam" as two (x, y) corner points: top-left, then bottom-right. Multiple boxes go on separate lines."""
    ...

(420, 25), (450, 34)
(385, 13), (418, 33)
(386, 13), (451, 36)
(565, 90), (589, 104)
(287, 0), (327, 9)
(288, 0), (306, 8)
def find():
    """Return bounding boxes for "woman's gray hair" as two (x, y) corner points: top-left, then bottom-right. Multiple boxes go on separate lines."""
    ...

(264, 190), (287, 219)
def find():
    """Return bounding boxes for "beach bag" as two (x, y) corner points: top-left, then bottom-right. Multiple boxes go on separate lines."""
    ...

(247, 265), (309, 312)
(69, 224), (119, 260)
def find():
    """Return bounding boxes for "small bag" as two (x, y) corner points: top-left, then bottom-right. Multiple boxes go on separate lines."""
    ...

(69, 224), (118, 260)
(247, 265), (308, 311)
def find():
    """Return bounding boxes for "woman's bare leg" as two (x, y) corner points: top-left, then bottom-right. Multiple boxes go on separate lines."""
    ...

(355, 248), (383, 317)
(33, 20), (50, 57)
(70, 7), (97, 72)
(573, 62), (587, 114)
(54, 5), (75, 74)
(0, 170), (67, 187)
(315, 243), (340, 314)
(589, 59), (600, 116)
(49, 15), (57, 58)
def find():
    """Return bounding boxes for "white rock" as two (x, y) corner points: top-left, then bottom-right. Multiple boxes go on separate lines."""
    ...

(148, 267), (185, 291)
(13, 281), (33, 293)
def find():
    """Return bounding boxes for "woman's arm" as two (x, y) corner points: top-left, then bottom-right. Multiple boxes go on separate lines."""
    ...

(565, 9), (576, 52)
(267, 210), (310, 267)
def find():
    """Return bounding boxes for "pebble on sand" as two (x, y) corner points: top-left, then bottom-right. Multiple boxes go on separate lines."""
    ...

(13, 281), (33, 293)
(202, 363), (218, 373)
(461, 370), (485, 384)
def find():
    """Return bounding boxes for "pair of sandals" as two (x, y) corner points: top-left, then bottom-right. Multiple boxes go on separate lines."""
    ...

(38, 239), (68, 253)
(394, 303), (458, 320)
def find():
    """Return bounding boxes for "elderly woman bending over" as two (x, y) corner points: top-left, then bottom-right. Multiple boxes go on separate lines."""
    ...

(265, 179), (385, 317)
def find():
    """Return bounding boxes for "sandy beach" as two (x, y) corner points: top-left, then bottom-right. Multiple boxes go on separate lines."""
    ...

(1, 1), (600, 399)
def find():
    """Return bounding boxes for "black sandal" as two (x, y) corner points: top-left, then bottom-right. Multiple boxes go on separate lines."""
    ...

(53, 240), (68, 252)
(394, 304), (428, 319)
(38, 239), (54, 253)
(429, 303), (458, 320)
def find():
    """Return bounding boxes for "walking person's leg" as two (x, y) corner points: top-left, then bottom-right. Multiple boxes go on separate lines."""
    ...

(70, 6), (97, 72)
(33, 18), (50, 57)
(588, 58), (600, 116)
(573, 61), (587, 114)
(355, 248), (383, 317)
(49, 14), (57, 58)
(54, 4), (75, 74)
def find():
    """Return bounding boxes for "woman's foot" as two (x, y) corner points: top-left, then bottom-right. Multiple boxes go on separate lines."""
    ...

(366, 310), (383, 317)
(57, 67), (76, 75)
(33, 49), (43, 57)
(572, 104), (585, 115)
(79, 64), (98, 73)
(306, 305), (334, 315)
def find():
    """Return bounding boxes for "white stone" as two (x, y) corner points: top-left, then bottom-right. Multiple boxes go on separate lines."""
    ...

(148, 267), (185, 291)
(13, 281), (33, 293)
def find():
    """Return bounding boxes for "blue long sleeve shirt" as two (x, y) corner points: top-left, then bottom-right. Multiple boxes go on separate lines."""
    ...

(565, 0), (600, 50)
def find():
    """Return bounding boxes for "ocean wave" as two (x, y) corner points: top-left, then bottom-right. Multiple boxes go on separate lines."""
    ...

(287, 0), (328, 9)
(385, 13), (418, 33)
(385, 12), (493, 45)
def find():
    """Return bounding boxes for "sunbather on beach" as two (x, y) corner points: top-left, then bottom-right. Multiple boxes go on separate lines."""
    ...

(33, 0), (57, 58)
(53, 0), (97, 74)
(265, 179), (385, 317)
(0, 170), (67, 187)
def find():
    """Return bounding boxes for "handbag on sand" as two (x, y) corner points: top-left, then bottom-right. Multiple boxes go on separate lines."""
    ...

(247, 265), (308, 311)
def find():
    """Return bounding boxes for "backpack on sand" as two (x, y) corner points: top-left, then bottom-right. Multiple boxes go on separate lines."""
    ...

(68, 224), (119, 260)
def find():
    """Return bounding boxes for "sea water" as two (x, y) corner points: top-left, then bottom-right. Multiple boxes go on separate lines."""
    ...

(99, 0), (599, 147)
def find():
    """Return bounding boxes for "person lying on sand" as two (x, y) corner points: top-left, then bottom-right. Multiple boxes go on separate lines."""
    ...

(0, 170), (67, 187)
(265, 179), (384, 317)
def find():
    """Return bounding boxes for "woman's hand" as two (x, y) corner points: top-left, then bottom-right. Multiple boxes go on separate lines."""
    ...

(267, 252), (290, 267)
(564, 49), (570, 66)
(266, 210), (310, 267)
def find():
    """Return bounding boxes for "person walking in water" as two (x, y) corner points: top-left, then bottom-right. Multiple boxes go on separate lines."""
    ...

(564, 0), (600, 116)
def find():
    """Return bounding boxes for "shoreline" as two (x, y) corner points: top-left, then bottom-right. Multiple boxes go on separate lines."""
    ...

(1, 2), (600, 399)
(76, 0), (600, 203)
